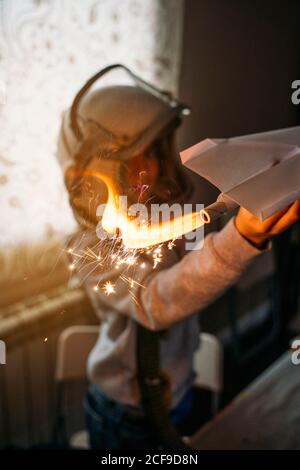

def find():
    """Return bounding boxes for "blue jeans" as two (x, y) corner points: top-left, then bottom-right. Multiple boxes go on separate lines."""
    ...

(84, 384), (193, 450)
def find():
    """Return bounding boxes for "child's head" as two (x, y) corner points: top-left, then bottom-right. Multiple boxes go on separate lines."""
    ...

(58, 66), (191, 228)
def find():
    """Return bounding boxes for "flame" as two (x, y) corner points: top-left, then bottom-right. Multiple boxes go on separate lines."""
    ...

(74, 169), (206, 249)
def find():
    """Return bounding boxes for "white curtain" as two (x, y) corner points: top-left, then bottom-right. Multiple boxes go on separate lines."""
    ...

(0, 0), (184, 250)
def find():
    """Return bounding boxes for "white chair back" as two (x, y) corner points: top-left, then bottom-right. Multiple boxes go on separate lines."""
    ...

(193, 333), (223, 415)
(55, 325), (99, 382)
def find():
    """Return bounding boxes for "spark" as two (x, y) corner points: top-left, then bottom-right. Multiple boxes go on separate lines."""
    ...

(120, 274), (145, 289)
(102, 281), (115, 296)
(153, 256), (162, 269)
(125, 256), (136, 266)
(44, 337), (48, 342)
(152, 245), (163, 269)
(129, 290), (140, 306)
(86, 247), (100, 260)
(69, 263), (75, 270)
(168, 239), (176, 250)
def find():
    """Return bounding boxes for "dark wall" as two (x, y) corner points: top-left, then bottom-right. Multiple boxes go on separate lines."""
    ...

(177, 1), (300, 389)
(178, 0), (300, 150)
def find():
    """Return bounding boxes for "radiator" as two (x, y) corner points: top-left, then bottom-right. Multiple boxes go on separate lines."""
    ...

(0, 285), (96, 449)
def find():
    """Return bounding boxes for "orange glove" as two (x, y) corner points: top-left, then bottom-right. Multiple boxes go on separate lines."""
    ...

(235, 200), (300, 248)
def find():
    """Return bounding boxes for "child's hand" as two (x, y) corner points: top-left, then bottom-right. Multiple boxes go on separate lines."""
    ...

(235, 200), (300, 248)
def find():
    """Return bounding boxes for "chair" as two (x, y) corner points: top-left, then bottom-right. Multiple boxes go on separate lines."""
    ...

(53, 327), (223, 448)
(193, 333), (223, 416)
(54, 325), (99, 449)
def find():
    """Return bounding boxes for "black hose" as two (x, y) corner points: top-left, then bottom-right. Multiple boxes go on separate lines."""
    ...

(136, 324), (190, 450)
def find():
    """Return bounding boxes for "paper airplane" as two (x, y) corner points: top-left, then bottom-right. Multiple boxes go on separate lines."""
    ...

(180, 126), (300, 221)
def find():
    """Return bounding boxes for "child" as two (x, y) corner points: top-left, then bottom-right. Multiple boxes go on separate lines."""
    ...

(58, 66), (300, 449)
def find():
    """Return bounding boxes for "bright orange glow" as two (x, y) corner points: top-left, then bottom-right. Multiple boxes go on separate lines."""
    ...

(74, 169), (206, 249)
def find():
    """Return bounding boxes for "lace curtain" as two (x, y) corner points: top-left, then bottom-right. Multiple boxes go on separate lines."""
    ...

(0, 0), (184, 284)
